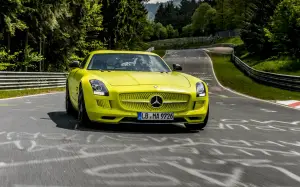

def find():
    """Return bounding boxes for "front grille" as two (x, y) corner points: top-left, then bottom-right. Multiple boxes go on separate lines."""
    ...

(97, 100), (111, 109)
(119, 92), (190, 112)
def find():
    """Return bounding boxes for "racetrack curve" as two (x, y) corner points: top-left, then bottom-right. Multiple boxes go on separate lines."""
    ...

(0, 49), (299, 187)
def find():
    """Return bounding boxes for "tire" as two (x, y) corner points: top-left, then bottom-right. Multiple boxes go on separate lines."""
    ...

(77, 85), (92, 127)
(185, 106), (209, 131)
(66, 82), (76, 116)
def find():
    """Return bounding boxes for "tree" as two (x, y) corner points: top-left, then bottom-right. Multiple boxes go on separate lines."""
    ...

(192, 3), (212, 35)
(204, 7), (217, 35)
(175, 0), (199, 32)
(240, 0), (282, 57)
(264, 0), (300, 57)
(154, 2), (178, 28)
(166, 24), (179, 38)
(182, 24), (194, 37)
(99, 0), (149, 50)
(153, 22), (168, 40)
(154, 3), (165, 24)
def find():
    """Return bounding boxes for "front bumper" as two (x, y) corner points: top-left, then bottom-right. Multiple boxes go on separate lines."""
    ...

(82, 84), (209, 125)
(86, 99), (209, 125)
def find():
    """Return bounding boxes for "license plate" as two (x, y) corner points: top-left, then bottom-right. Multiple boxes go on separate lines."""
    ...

(137, 112), (174, 120)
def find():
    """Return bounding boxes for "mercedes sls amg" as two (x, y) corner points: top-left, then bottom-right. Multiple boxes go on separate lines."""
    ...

(65, 50), (209, 130)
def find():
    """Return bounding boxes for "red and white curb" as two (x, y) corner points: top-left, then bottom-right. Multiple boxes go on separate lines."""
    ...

(276, 100), (300, 109)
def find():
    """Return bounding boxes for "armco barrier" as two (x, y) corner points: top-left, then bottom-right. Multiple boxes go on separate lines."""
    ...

(0, 71), (68, 90)
(231, 51), (300, 92)
(198, 43), (300, 91)
(0, 48), (155, 90)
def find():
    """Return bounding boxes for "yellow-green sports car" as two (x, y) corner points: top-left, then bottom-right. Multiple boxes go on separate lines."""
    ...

(65, 50), (209, 130)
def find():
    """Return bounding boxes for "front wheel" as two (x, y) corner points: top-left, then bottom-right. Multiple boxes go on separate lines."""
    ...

(77, 86), (92, 128)
(185, 106), (209, 131)
(66, 82), (76, 116)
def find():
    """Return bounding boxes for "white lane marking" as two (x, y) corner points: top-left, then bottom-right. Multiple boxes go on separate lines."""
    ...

(84, 163), (180, 186)
(238, 149), (255, 156)
(223, 168), (243, 187)
(0, 140), (298, 170)
(0, 92), (64, 101)
(14, 185), (71, 187)
(167, 162), (243, 187)
(202, 50), (300, 111)
(30, 117), (37, 121)
(260, 108), (277, 113)
(141, 156), (194, 165)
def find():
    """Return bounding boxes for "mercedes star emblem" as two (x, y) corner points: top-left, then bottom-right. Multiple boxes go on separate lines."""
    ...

(150, 96), (163, 108)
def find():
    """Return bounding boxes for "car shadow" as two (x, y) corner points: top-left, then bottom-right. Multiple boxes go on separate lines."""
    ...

(47, 111), (200, 134)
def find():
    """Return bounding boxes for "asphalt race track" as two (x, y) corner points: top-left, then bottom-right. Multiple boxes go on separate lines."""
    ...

(0, 49), (299, 187)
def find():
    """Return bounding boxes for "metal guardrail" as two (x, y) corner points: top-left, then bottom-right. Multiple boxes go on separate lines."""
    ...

(0, 71), (68, 90)
(231, 51), (300, 92)
(0, 47), (155, 90)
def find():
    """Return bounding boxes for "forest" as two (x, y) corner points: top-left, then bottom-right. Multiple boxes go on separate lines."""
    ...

(148, 0), (300, 69)
(0, 0), (299, 72)
(0, 0), (150, 72)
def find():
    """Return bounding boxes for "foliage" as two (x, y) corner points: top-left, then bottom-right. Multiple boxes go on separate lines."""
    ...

(215, 36), (244, 45)
(264, 0), (300, 58)
(147, 36), (214, 50)
(99, 0), (149, 50)
(154, 0), (199, 32)
(0, 0), (150, 72)
(0, 47), (20, 70)
(182, 24), (194, 37)
(166, 24), (179, 38)
(192, 3), (216, 35)
(240, 0), (281, 57)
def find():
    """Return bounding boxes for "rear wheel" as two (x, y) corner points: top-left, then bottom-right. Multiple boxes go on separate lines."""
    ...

(77, 85), (92, 128)
(65, 82), (76, 115)
(185, 106), (209, 131)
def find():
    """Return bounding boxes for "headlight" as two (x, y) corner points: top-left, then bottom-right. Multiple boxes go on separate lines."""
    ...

(89, 79), (109, 96)
(196, 82), (206, 97)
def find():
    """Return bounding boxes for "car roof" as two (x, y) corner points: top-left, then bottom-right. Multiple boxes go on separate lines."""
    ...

(89, 50), (159, 56)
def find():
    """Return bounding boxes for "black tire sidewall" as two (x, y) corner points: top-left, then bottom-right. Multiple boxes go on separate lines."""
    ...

(78, 86), (91, 125)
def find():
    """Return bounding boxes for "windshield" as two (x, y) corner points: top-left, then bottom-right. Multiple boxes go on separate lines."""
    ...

(87, 53), (171, 72)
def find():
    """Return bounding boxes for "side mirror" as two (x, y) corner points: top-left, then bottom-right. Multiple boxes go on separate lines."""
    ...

(69, 61), (80, 68)
(173, 63), (182, 71)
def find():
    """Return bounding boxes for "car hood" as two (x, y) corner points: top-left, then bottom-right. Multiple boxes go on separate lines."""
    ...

(88, 71), (191, 88)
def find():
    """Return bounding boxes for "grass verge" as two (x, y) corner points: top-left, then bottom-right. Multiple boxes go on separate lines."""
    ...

(209, 53), (300, 100)
(152, 50), (166, 57)
(235, 45), (300, 76)
(215, 36), (244, 45)
(242, 55), (300, 76)
(0, 87), (65, 99)
(148, 36), (242, 50)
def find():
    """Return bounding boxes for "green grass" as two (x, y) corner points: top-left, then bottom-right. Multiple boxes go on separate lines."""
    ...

(148, 36), (243, 51)
(241, 55), (300, 76)
(215, 36), (244, 45)
(0, 87), (65, 99)
(147, 36), (214, 50)
(209, 53), (300, 100)
(152, 50), (166, 57)
(235, 44), (300, 76)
